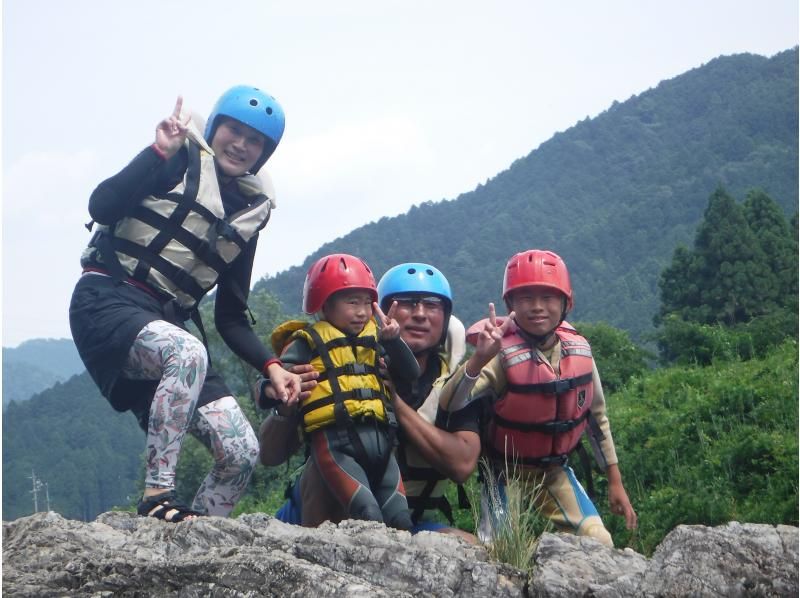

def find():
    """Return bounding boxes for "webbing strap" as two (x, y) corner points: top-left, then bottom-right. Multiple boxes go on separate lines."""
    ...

(506, 371), (593, 395)
(493, 409), (589, 434)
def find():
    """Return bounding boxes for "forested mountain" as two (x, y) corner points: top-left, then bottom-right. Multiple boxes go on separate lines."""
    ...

(2, 338), (84, 408)
(255, 48), (798, 339)
(2, 372), (142, 521)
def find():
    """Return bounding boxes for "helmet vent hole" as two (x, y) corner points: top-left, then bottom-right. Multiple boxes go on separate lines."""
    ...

(425, 269), (434, 276)
(407, 268), (417, 274)
(266, 107), (273, 115)
(249, 99), (259, 106)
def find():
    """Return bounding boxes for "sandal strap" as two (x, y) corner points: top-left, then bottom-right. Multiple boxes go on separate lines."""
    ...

(137, 491), (203, 522)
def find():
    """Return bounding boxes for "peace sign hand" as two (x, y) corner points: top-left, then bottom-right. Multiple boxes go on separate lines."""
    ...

(154, 96), (191, 159)
(465, 303), (515, 377)
(373, 301), (400, 341)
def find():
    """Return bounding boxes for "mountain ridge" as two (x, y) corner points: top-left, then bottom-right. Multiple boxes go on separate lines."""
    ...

(254, 47), (799, 339)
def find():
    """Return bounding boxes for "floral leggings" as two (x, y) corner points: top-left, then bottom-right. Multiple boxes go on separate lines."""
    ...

(122, 320), (258, 516)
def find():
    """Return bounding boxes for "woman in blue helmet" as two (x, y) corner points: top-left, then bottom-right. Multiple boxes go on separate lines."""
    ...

(69, 86), (301, 522)
(256, 263), (482, 540)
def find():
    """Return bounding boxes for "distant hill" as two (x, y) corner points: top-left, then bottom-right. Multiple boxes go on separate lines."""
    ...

(2, 372), (142, 521)
(2, 338), (85, 408)
(255, 48), (798, 340)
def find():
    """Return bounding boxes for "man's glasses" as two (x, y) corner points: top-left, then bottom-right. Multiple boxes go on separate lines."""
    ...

(391, 295), (445, 313)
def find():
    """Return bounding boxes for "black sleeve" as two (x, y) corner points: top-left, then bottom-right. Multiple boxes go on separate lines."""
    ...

(88, 146), (187, 225)
(435, 399), (482, 434)
(381, 336), (421, 382)
(214, 235), (273, 371)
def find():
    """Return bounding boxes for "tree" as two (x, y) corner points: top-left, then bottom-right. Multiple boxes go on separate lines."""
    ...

(573, 321), (652, 393)
(658, 187), (775, 326)
(742, 189), (798, 308)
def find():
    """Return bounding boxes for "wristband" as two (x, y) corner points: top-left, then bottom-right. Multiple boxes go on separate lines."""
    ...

(150, 143), (168, 161)
(262, 358), (282, 376)
(463, 365), (481, 380)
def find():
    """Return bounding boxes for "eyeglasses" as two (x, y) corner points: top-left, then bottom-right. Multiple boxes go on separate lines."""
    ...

(391, 295), (445, 313)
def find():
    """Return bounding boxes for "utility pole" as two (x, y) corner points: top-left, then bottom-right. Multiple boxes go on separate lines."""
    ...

(29, 470), (47, 513)
(29, 469), (40, 513)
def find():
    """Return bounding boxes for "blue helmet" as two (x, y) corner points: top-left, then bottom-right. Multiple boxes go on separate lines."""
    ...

(378, 263), (453, 346)
(205, 85), (285, 174)
(378, 263), (452, 310)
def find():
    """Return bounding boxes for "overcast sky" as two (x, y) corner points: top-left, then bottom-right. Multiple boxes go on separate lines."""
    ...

(2, 0), (797, 348)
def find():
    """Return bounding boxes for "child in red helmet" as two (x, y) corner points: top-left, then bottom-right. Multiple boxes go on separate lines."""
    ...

(439, 249), (637, 547)
(255, 253), (420, 529)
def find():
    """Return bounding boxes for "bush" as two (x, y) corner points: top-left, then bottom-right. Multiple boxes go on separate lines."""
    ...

(604, 338), (798, 555)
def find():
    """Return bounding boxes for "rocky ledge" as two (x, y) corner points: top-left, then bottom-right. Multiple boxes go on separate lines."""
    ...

(2, 512), (797, 597)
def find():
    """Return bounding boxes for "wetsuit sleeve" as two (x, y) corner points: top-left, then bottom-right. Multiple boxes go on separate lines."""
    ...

(279, 338), (314, 366)
(381, 336), (422, 382)
(438, 355), (506, 412)
(88, 146), (187, 225)
(214, 237), (273, 370)
(588, 359), (619, 467)
(435, 399), (482, 434)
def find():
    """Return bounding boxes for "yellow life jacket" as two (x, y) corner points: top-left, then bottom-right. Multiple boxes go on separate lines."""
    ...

(82, 119), (273, 309)
(291, 319), (390, 433)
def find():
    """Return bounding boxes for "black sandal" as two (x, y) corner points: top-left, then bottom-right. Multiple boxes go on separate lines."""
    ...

(137, 491), (203, 522)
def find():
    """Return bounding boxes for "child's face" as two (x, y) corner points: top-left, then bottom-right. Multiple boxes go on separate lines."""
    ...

(322, 289), (374, 335)
(508, 286), (565, 337)
(211, 117), (266, 177)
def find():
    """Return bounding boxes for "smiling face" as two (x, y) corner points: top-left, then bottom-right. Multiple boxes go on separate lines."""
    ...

(507, 286), (565, 338)
(390, 294), (446, 355)
(322, 289), (375, 336)
(210, 116), (266, 177)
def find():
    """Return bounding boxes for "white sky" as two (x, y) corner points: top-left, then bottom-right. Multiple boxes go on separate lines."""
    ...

(1, 0), (797, 348)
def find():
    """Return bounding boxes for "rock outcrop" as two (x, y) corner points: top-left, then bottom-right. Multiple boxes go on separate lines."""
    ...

(2, 511), (797, 597)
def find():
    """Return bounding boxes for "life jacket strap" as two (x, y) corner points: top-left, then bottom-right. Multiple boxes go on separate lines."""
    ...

(493, 409), (589, 434)
(506, 371), (593, 395)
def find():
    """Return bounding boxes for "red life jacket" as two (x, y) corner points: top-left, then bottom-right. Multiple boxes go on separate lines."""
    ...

(487, 323), (594, 467)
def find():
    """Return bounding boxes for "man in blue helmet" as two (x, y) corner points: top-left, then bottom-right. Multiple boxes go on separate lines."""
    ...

(70, 87), (301, 523)
(256, 263), (482, 540)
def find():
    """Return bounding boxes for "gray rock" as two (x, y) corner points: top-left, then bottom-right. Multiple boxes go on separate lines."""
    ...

(2, 512), (525, 597)
(528, 533), (647, 597)
(637, 522), (798, 597)
(3, 512), (796, 597)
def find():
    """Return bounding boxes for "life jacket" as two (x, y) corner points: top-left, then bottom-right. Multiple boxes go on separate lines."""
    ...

(395, 352), (455, 523)
(81, 120), (273, 310)
(487, 322), (594, 467)
(398, 316), (470, 524)
(291, 319), (391, 434)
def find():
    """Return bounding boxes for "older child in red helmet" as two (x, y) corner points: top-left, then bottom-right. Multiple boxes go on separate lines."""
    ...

(439, 249), (637, 547)
(258, 253), (420, 529)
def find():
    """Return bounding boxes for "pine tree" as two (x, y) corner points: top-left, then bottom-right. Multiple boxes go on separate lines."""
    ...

(659, 187), (776, 326)
(742, 189), (798, 309)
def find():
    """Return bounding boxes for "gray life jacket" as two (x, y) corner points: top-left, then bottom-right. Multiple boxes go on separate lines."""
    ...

(81, 122), (275, 310)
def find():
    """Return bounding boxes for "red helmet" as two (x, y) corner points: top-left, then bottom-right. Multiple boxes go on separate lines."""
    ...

(502, 250), (573, 312)
(302, 253), (378, 314)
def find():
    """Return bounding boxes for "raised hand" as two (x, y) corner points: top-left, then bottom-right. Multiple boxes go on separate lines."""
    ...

(154, 96), (191, 159)
(373, 301), (400, 341)
(465, 303), (515, 377)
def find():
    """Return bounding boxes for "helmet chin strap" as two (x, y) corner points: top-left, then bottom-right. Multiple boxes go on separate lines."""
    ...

(513, 307), (568, 348)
